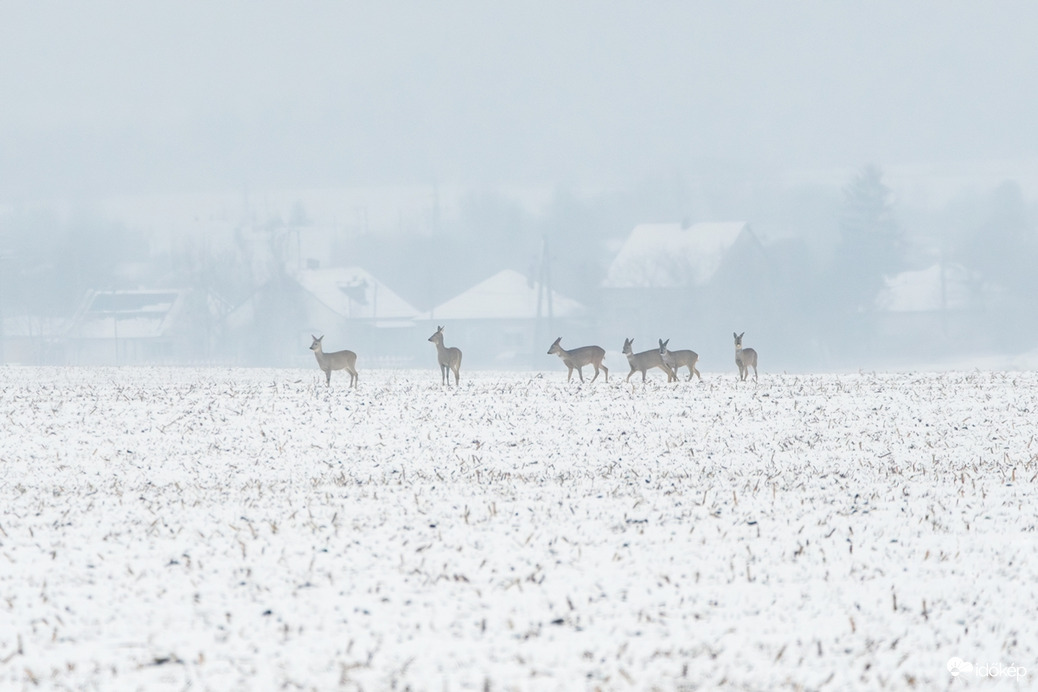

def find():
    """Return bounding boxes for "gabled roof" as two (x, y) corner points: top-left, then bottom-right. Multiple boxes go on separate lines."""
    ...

(70, 289), (187, 339)
(429, 269), (585, 320)
(875, 263), (991, 313)
(603, 222), (752, 289)
(294, 267), (420, 321)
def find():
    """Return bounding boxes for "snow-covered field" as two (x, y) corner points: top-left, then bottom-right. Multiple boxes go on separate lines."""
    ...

(1, 366), (1036, 690)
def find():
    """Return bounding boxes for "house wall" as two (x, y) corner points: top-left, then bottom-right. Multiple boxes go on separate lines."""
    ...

(873, 310), (998, 360)
(2, 336), (67, 365)
(69, 337), (184, 366)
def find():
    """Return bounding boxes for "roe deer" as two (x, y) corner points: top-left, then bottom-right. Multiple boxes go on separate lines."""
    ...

(310, 335), (358, 387)
(734, 331), (758, 382)
(547, 337), (608, 383)
(658, 339), (702, 381)
(428, 325), (462, 386)
(622, 338), (675, 383)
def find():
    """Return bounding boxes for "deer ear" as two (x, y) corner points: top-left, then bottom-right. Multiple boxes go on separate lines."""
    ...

(733, 332), (738, 339)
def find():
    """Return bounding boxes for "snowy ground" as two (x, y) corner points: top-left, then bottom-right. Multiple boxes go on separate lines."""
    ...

(1, 365), (1036, 691)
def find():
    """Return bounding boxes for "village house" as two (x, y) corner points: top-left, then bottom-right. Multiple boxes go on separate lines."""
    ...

(873, 262), (1002, 358)
(66, 289), (195, 365)
(601, 222), (773, 366)
(425, 268), (589, 369)
(225, 265), (424, 367)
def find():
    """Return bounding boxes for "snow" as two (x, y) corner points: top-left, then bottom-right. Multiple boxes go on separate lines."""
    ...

(1, 366), (1035, 690)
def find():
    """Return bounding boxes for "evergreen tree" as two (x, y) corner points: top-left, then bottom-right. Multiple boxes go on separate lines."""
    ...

(833, 164), (903, 311)
(958, 181), (1035, 293)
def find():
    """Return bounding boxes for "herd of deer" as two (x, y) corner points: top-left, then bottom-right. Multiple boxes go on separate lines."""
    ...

(310, 328), (758, 388)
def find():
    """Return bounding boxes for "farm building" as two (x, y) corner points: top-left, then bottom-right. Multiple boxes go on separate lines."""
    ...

(293, 266), (424, 367)
(66, 289), (195, 365)
(225, 266), (424, 367)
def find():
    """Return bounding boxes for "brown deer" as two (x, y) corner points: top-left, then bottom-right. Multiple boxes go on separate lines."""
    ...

(622, 338), (675, 382)
(734, 331), (758, 381)
(547, 337), (608, 383)
(428, 325), (462, 385)
(310, 335), (358, 387)
(658, 339), (701, 381)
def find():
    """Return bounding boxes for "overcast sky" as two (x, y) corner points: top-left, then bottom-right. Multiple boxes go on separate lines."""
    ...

(3, 2), (1037, 199)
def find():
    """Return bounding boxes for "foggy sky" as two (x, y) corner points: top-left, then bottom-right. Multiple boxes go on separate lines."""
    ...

(3, 2), (1038, 199)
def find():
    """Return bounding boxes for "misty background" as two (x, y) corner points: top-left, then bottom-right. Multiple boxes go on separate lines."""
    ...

(2, 2), (1037, 372)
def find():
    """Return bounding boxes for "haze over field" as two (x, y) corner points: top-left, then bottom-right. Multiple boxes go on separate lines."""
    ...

(1, 2), (1037, 369)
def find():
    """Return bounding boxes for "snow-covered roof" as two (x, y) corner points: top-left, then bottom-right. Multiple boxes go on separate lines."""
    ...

(429, 269), (585, 320)
(875, 263), (985, 313)
(603, 222), (751, 288)
(71, 290), (186, 339)
(295, 267), (420, 321)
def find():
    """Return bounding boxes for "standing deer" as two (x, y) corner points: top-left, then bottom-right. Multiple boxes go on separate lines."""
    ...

(622, 337), (675, 383)
(734, 331), (758, 382)
(310, 335), (358, 387)
(658, 339), (702, 381)
(428, 325), (462, 386)
(547, 337), (608, 383)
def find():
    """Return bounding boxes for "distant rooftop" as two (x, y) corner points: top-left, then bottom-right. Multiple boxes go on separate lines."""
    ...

(88, 291), (180, 313)
(295, 266), (421, 321)
(875, 263), (993, 313)
(429, 269), (585, 320)
(72, 289), (187, 339)
(603, 222), (751, 289)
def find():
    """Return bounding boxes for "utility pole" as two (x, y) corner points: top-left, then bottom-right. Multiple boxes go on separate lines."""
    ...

(535, 236), (554, 367)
